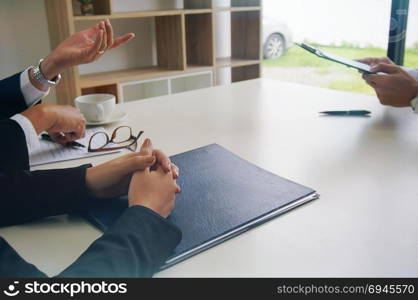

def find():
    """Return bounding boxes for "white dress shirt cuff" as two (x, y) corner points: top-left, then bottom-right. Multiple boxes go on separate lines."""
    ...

(10, 114), (40, 153)
(20, 67), (50, 107)
(403, 67), (418, 80)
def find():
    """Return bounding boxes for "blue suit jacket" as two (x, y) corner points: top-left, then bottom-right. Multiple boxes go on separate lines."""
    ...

(0, 72), (30, 171)
(0, 72), (181, 277)
(0, 72), (27, 119)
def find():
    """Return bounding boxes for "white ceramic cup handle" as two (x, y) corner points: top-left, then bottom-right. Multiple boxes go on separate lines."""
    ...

(97, 104), (105, 121)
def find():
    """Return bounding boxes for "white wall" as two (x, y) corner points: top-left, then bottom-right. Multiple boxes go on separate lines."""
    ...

(0, 0), (56, 104)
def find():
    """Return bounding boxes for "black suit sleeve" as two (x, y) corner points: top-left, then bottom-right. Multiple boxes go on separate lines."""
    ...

(0, 207), (181, 278)
(0, 72), (27, 119)
(0, 165), (92, 227)
(58, 206), (181, 277)
(0, 119), (30, 171)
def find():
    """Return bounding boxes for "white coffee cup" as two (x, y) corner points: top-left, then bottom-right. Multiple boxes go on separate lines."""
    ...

(75, 94), (116, 122)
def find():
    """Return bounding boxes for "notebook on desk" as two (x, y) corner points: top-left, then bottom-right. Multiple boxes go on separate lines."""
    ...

(83, 144), (319, 269)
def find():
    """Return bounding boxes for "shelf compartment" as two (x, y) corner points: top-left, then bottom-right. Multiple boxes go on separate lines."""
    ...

(171, 72), (213, 94)
(121, 79), (169, 102)
(184, 0), (212, 9)
(231, 64), (260, 83)
(185, 13), (214, 67)
(231, 11), (261, 60)
(81, 83), (120, 103)
(214, 7), (261, 12)
(80, 66), (213, 88)
(216, 57), (260, 68)
(231, 0), (261, 7)
(156, 15), (185, 70)
(111, 0), (182, 13)
(72, 0), (112, 16)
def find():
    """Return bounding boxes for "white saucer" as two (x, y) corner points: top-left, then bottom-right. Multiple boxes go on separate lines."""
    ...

(86, 109), (127, 126)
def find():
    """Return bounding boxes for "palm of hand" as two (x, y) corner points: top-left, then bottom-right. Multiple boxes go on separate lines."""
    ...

(55, 26), (99, 66)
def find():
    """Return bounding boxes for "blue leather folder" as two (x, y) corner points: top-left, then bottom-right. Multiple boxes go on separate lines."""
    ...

(83, 144), (319, 269)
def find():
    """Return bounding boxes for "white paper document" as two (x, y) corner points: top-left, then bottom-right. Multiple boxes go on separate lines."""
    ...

(29, 127), (121, 167)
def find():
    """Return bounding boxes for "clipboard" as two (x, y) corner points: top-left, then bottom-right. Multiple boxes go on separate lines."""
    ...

(296, 43), (376, 74)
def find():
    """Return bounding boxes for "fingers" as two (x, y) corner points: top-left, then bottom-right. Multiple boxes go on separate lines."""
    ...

(111, 33), (135, 49)
(89, 29), (104, 61)
(125, 155), (156, 173)
(84, 23), (102, 39)
(356, 57), (374, 65)
(171, 163), (179, 179)
(370, 63), (401, 74)
(105, 19), (114, 49)
(139, 138), (153, 156)
(153, 149), (172, 173)
(356, 57), (393, 67)
(99, 21), (108, 52)
(94, 20), (135, 51)
(49, 133), (68, 146)
(153, 165), (181, 193)
(136, 139), (178, 176)
(49, 131), (82, 145)
(363, 73), (378, 87)
(64, 129), (84, 141)
(174, 180), (181, 193)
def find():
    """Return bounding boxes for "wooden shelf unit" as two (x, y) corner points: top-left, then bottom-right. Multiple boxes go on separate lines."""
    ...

(45, 0), (262, 104)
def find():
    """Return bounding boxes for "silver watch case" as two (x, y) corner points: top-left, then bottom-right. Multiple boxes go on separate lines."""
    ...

(32, 59), (61, 86)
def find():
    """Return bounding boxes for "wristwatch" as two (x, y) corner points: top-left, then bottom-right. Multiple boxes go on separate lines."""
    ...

(31, 58), (61, 87)
(410, 94), (418, 113)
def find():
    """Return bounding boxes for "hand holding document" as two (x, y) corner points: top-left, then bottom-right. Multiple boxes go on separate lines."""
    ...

(295, 43), (377, 74)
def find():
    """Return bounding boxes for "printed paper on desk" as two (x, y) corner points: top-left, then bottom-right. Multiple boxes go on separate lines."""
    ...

(29, 127), (121, 167)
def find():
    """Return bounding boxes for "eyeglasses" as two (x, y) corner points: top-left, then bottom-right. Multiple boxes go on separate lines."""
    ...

(88, 126), (144, 152)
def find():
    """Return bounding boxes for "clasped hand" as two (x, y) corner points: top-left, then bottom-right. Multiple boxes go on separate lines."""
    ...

(86, 138), (180, 218)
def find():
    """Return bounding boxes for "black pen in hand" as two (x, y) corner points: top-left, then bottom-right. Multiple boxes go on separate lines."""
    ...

(41, 133), (85, 148)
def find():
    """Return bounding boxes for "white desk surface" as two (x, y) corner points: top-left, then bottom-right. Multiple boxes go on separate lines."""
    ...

(1, 78), (418, 277)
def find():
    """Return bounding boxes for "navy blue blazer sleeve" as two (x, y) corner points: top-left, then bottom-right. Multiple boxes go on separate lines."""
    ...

(0, 119), (30, 171)
(0, 72), (27, 119)
(0, 166), (92, 227)
(0, 207), (181, 278)
(58, 206), (182, 277)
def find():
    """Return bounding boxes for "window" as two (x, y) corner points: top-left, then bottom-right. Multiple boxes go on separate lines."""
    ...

(404, 0), (418, 68)
(262, 0), (392, 95)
